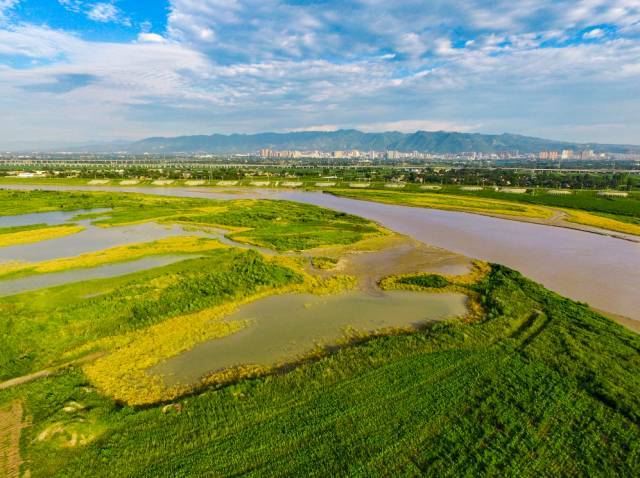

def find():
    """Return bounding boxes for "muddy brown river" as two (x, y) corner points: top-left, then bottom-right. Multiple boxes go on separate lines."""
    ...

(2, 184), (639, 321)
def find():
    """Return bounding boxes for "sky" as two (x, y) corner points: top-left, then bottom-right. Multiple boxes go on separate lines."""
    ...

(0, 0), (639, 148)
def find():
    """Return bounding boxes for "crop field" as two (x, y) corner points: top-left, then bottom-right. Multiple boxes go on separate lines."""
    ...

(1, 189), (640, 476)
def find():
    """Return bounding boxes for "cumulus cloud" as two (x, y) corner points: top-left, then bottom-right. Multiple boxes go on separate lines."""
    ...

(583, 28), (605, 39)
(59, 0), (130, 25)
(0, 0), (19, 22)
(1, 0), (640, 144)
(137, 32), (167, 43)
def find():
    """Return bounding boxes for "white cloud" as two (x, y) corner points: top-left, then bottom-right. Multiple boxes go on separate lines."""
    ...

(0, 0), (19, 22)
(583, 28), (605, 39)
(137, 32), (167, 43)
(59, 0), (130, 25)
(87, 3), (119, 22)
(1, 0), (640, 144)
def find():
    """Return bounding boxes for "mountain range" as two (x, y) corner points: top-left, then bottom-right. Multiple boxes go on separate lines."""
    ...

(124, 130), (639, 155)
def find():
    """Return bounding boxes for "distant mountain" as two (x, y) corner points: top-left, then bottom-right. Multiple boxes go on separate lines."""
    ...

(123, 129), (640, 154)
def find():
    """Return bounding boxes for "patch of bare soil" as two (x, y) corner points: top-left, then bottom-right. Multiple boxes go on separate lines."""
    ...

(0, 400), (26, 478)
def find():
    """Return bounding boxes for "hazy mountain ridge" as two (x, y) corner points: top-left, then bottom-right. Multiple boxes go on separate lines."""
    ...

(122, 130), (639, 154)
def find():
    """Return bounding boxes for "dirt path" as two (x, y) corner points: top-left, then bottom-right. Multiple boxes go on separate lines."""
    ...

(0, 400), (26, 478)
(0, 352), (105, 392)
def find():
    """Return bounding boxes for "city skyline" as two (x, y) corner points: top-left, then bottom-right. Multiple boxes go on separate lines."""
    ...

(0, 1), (639, 148)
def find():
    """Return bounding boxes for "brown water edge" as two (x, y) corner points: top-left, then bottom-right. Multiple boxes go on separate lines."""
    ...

(323, 236), (470, 295)
(152, 290), (468, 388)
(151, 236), (472, 389)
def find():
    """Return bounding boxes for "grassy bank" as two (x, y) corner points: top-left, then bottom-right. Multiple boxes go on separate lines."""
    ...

(2, 265), (640, 476)
(3, 179), (639, 235)
(330, 188), (640, 236)
(0, 249), (306, 382)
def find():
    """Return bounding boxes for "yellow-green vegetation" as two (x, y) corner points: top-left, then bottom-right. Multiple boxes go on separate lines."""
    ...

(0, 225), (85, 248)
(311, 256), (339, 270)
(564, 209), (640, 236)
(0, 190), (383, 251)
(4, 189), (640, 476)
(331, 188), (554, 219)
(0, 250), (304, 382)
(83, 304), (249, 405)
(379, 261), (491, 321)
(83, 256), (356, 406)
(173, 199), (385, 251)
(0, 236), (226, 278)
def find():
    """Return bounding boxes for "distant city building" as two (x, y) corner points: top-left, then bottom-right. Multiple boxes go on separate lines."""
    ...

(561, 149), (574, 160)
(539, 151), (559, 160)
(580, 150), (595, 160)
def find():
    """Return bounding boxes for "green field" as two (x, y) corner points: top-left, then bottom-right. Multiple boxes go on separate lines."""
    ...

(1, 189), (640, 476)
(2, 266), (640, 476)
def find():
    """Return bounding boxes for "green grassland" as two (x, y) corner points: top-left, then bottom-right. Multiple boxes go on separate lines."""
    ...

(2, 177), (639, 231)
(0, 223), (49, 235)
(1, 265), (639, 476)
(419, 185), (640, 222)
(331, 186), (640, 221)
(0, 250), (301, 381)
(2, 189), (640, 476)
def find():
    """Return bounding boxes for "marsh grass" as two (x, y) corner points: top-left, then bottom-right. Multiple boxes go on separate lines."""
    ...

(0, 225), (85, 248)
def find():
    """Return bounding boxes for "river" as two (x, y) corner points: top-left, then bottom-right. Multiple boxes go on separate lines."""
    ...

(2, 184), (639, 321)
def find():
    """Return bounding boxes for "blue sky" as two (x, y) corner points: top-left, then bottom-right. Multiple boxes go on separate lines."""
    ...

(0, 0), (639, 148)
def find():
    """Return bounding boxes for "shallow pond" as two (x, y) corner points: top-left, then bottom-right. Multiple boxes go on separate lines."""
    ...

(0, 208), (110, 228)
(0, 223), (199, 263)
(0, 255), (198, 297)
(153, 290), (468, 387)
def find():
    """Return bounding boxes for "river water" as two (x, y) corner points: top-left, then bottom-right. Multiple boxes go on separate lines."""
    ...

(2, 184), (639, 321)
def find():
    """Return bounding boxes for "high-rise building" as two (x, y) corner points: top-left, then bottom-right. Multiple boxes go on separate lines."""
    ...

(581, 150), (595, 160)
(539, 151), (558, 160)
(561, 150), (574, 160)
